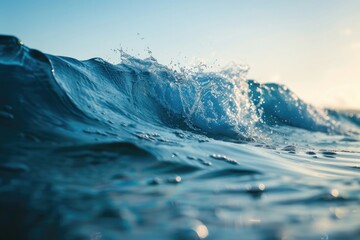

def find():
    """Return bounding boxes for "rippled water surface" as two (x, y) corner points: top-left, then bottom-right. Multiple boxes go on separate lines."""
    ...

(0, 35), (359, 240)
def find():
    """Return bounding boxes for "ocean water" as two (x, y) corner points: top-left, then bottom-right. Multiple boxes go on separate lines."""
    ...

(0, 35), (359, 240)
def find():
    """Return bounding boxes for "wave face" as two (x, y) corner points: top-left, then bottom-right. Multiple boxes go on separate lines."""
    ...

(1, 35), (360, 240)
(1, 36), (359, 142)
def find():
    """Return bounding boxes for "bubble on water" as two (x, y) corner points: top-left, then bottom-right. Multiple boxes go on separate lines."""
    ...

(246, 183), (266, 197)
(167, 176), (182, 184)
(258, 183), (266, 191)
(174, 219), (209, 240)
(330, 189), (339, 198)
(198, 159), (212, 166)
(209, 154), (238, 165)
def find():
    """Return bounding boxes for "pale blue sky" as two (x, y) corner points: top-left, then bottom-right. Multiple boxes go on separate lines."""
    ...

(1, 0), (359, 109)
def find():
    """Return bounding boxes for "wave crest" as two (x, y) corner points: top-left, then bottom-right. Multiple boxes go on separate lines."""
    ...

(0, 35), (358, 143)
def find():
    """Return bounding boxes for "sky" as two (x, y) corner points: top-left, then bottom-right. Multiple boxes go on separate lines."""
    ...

(1, 0), (359, 109)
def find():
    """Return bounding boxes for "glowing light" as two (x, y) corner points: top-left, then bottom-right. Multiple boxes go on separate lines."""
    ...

(195, 224), (209, 239)
(258, 183), (266, 191)
(175, 176), (182, 183)
(331, 189), (339, 198)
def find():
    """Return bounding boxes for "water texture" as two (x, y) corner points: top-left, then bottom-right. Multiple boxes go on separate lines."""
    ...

(0, 35), (359, 239)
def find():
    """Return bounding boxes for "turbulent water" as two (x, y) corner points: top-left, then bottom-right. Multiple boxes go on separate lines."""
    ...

(0, 35), (359, 240)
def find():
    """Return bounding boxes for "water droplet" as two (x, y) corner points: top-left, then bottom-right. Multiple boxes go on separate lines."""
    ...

(246, 183), (266, 197)
(167, 176), (182, 184)
(174, 219), (209, 239)
(199, 159), (212, 166)
(209, 154), (238, 165)
(331, 189), (339, 198)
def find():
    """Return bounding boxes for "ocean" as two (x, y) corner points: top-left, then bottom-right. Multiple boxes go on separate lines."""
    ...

(0, 35), (359, 240)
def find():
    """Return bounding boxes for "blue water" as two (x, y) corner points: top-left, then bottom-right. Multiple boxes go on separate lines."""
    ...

(0, 35), (359, 240)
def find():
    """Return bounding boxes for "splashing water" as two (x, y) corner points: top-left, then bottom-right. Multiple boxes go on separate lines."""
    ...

(0, 35), (359, 240)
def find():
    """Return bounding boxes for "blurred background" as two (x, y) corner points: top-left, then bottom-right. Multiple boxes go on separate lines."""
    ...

(1, 0), (359, 110)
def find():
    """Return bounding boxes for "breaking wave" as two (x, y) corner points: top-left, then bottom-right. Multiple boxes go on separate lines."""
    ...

(1, 35), (359, 144)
